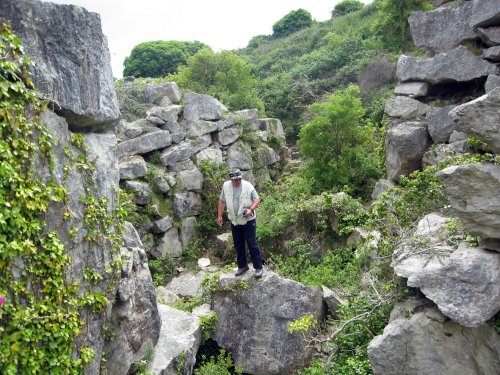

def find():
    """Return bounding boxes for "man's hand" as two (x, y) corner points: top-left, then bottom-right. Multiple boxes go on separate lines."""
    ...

(217, 216), (223, 226)
(244, 208), (253, 217)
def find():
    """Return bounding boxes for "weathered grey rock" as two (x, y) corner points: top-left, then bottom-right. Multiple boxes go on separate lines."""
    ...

(144, 82), (182, 105)
(241, 170), (256, 186)
(156, 286), (180, 305)
(195, 147), (224, 166)
(477, 26), (500, 46)
(180, 217), (197, 247)
(426, 106), (456, 143)
(393, 239), (500, 327)
(448, 130), (468, 143)
(233, 109), (260, 131)
(172, 192), (202, 218)
(192, 303), (213, 318)
(255, 144), (280, 168)
(166, 271), (205, 298)
(485, 74), (500, 93)
(385, 122), (431, 181)
(451, 87), (500, 153)
(148, 304), (201, 375)
(368, 297), (500, 375)
(414, 213), (452, 243)
(322, 285), (347, 319)
(152, 216), (173, 234)
(470, 0), (500, 28)
(121, 119), (160, 140)
(104, 223), (161, 375)
(217, 125), (243, 145)
(226, 141), (254, 170)
(394, 81), (429, 97)
(169, 159), (196, 173)
(146, 105), (182, 124)
(119, 156), (148, 180)
(252, 130), (268, 143)
(197, 258), (211, 270)
(438, 163), (500, 251)
(347, 228), (381, 248)
(216, 233), (231, 248)
(397, 46), (498, 85)
(154, 227), (183, 258)
(384, 96), (429, 119)
(212, 271), (324, 375)
(176, 167), (204, 191)
(254, 168), (272, 187)
(125, 181), (152, 205)
(1, 0), (120, 130)
(259, 118), (286, 144)
(483, 45), (500, 61)
(159, 135), (211, 166)
(186, 120), (218, 138)
(183, 92), (227, 121)
(117, 131), (172, 159)
(422, 141), (469, 168)
(409, 2), (475, 53)
(371, 179), (394, 200)
(160, 120), (182, 133)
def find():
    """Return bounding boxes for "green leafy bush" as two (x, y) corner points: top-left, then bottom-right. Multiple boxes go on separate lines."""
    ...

(299, 85), (382, 197)
(123, 40), (207, 78)
(332, 0), (365, 18)
(148, 254), (176, 286)
(272, 9), (313, 38)
(194, 349), (242, 375)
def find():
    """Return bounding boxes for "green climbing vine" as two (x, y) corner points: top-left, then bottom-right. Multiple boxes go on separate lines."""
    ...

(0, 23), (129, 373)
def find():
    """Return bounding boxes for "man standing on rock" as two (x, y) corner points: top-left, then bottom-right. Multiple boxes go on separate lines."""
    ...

(218, 168), (263, 278)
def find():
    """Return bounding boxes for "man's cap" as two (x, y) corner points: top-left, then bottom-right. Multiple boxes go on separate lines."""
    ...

(229, 168), (242, 180)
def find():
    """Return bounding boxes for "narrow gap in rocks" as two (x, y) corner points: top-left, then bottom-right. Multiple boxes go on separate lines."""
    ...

(424, 77), (487, 105)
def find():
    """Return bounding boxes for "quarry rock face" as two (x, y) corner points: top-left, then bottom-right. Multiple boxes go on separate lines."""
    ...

(1, 0), (120, 130)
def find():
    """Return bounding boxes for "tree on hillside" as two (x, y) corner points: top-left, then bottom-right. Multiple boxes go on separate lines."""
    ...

(299, 85), (382, 197)
(123, 40), (207, 78)
(169, 48), (264, 112)
(272, 9), (313, 38)
(331, 0), (365, 18)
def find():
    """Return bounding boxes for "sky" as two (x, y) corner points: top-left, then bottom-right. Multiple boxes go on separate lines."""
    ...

(44, 0), (373, 78)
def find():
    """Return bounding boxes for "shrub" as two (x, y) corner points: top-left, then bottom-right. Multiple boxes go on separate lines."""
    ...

(331, 0), (365, 18)
(123, 40), (207, 78)
(148, 255), (175, 286)
(272, 9), (313, 38)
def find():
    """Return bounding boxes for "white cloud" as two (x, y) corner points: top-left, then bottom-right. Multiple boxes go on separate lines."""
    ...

(43, 0), (373, 78)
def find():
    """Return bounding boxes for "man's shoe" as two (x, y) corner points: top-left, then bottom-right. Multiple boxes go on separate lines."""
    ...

(254, 268), (263, 279)
(235, 266), (249, 276)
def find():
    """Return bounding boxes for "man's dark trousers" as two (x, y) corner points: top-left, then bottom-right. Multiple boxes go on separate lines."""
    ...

(231, 219), (263, 270)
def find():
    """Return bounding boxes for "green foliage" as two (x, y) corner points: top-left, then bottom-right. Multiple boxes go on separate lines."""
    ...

(272, 9), (313, 38)
(169, 296), (204, 313)
(194, 349), (243, 375)
(123, 40), (207, 78)
(288, 314), (317, 335)
(199, 312), (218, 341)
(299, 85), (382, 197)
(168, 49), (264, 112)
(332, 0), (365, 18)
(148, 254), (176, 286)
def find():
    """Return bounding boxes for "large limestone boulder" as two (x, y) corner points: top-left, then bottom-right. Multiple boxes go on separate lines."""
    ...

(212, 271), (324, 375)
(426, 106), (456, 143)
(172, 192), (202, 218)
(1, 0), (119, 129)
(186, 120), (219, 138)
(144, 82), (182, 105)
(450, 87), (500, 153)
(438, 163), (500, 251)
(397, 46), (497, 85)
(477, 26), (500, 46)
(176, 167), (204, 191)
(183, 92), (227, 121)
(259, 118), (286, 144)
(470, 0), (500, 28)
(384, 96), (429, 119)
(255, 144), (280, 168)
(146, 105), (182, 125)
(119, 156), (148, 180)
(409, 1), (475, 53)
(394, 81), (429, 97)
(217, 125), (243, 146)
(368, 297), (500, 375)
(166, 271), (205, 298)
(117, 131), (172, 159)
(195, 147), (223, 166)
(385, 122), (431, 181)
(154, 227), (183, 258)
(393, 219), (500, 327)
(104, 223), (161, 375)
(159, 135), (211, 167)
(148, 305), (201, 375)
(226, 141), (254, 170)
(422, 141), (469, 168)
